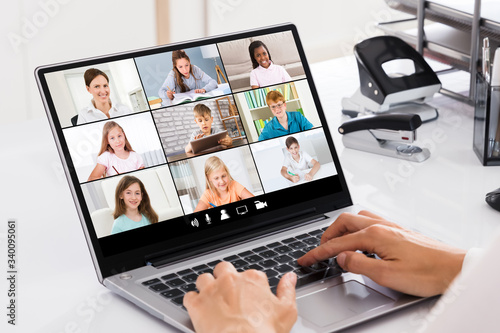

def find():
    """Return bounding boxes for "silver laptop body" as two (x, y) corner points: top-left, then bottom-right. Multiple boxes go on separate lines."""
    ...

(35, 23), (426, 332)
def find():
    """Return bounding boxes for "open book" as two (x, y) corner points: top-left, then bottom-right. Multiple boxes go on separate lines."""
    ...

(172, 90), (213, 105)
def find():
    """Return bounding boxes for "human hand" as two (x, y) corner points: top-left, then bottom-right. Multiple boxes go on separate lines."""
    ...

(194, 89), (206, 94)
(304, 173), (313, 181)
(194, 133), (205, 140)
(184, 262), (297, 333)
(167, 89), (175, 100)
(290, 175), (300, 183)
(218, 136), (233, 146)
(297, 211), (466, 297)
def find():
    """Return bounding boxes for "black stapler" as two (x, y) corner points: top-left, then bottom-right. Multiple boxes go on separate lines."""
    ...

(338, 113), (430, 162)
(342, 36), (441, 122)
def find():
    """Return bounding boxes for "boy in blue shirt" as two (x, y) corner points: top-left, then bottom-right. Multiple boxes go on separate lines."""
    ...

(258, 90), (313, 141)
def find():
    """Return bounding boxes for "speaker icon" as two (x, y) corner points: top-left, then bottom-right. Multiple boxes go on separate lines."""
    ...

(191, 218), (199, 227)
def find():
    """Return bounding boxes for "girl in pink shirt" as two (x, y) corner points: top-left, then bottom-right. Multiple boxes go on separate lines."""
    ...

(249, 40), (291, 89)
(88, 121), (144, 181)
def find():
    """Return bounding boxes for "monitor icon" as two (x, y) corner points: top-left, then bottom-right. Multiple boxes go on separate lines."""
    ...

(236, 206), (248, 215)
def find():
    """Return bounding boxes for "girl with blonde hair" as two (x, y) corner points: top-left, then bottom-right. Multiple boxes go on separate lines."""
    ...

(194, 156), (254, 212)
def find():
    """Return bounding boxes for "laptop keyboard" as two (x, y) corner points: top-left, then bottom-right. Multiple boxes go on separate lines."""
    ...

(141, 226), (343, 310)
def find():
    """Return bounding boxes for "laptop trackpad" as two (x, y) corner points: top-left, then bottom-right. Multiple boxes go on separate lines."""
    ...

(297, 280), (394, 327)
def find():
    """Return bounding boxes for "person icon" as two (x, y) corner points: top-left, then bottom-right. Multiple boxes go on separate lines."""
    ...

(220, 209), (230, 220)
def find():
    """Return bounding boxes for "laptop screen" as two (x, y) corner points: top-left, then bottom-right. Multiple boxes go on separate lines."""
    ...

(36, 24), (351, 277)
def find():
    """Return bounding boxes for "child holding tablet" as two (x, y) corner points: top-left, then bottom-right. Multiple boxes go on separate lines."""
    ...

(88, 121), (144, 181)
(111, 175), (158, 234)
(159, 50), (218, 104)
(281, 136), (320, 183)
(194, 156), (254, 212)
(249, 40), (291, 89)
(185, 104), (233, 153)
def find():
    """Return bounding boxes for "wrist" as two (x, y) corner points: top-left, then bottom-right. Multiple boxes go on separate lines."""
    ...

(436, 249), (466, 294)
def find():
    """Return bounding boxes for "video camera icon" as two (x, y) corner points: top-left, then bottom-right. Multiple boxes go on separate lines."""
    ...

(254, 201), (267, 209)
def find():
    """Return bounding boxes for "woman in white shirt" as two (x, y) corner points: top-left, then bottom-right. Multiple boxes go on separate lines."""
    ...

(76, 68), (132, 125)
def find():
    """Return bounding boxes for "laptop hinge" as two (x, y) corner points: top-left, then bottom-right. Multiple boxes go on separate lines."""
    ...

(145, 208), (327, 267)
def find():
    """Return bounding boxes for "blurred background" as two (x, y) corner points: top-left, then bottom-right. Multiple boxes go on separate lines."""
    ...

(0, 0), (408, 124)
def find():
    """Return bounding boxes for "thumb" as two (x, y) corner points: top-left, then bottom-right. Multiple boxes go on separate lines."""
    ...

(276, 272), (297, 303)
(337, 251), (385, 278)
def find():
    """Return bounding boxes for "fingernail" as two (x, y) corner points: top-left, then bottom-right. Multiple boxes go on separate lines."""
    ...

(337, 253), (346, 267)
(286, 272), (297, 285)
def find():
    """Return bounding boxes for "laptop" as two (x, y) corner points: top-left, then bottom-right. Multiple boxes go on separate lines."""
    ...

(190, 130), (228, 154)
(35, 23), (426, 332)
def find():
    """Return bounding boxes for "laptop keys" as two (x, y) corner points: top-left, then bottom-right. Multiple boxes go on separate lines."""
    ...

(274, 245), (293, 254)
(260, 259), (278, 268)
(275, 264), (294, 274)
(238, 250), (254, 257)
(274, 255), (293, 264)
(260, 250), (278, 258)
(192, 264), (209, 272)
(230, 259), (248, 269)
(182, 273), (199, 283)
(177, 268), (194, 276)
(148, 227), (337, 309)
(161, 289), (184, 299)
(171, 296), (185, 306)
(246, 254), (264, 263)
(207, 259), (222, 267)
(142, 278), (161, 286)
(180, 283), (197, 292)
(263, 269), (279, 278)
(161, 273), (177, 281)
(166, 278), (185, 288)
(149, 283), (169, 292)
(223, 255), (239, 262)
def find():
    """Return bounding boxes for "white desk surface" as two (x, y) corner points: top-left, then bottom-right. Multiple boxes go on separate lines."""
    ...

(2, 56), (499, 333)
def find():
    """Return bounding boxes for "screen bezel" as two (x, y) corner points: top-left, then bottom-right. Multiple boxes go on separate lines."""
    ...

(35, 23), (352, 280)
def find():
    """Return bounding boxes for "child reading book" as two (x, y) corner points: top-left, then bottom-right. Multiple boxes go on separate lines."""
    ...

(158, 50), (218, 105)
(194, 156), (254, 212)
(88, 121), (144, 181)
(249, 40), (291, 89)
(280, 136), (320, 183)
(111, 175), (158, 234)
(185, 104), (233, 153)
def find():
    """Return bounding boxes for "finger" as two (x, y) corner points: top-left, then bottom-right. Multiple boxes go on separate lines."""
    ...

(321, 212), (395, 245)
(276, 272), (297, 304)
(336, 251), (389, 284)
(298, 229), (376, 266)
(357, 210), (385, 220)
(183, 290), (198, 309)
(213, 261), (237, 278)
(195, 272), (214, 291)
(357, 210), (402, 229)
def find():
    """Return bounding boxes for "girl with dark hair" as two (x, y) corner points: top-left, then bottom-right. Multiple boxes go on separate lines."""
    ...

(111, 175), (158, 234)
(77, 68), (132, 125)
(158, 50), (218, 105)
(248, 40), (291, 89)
